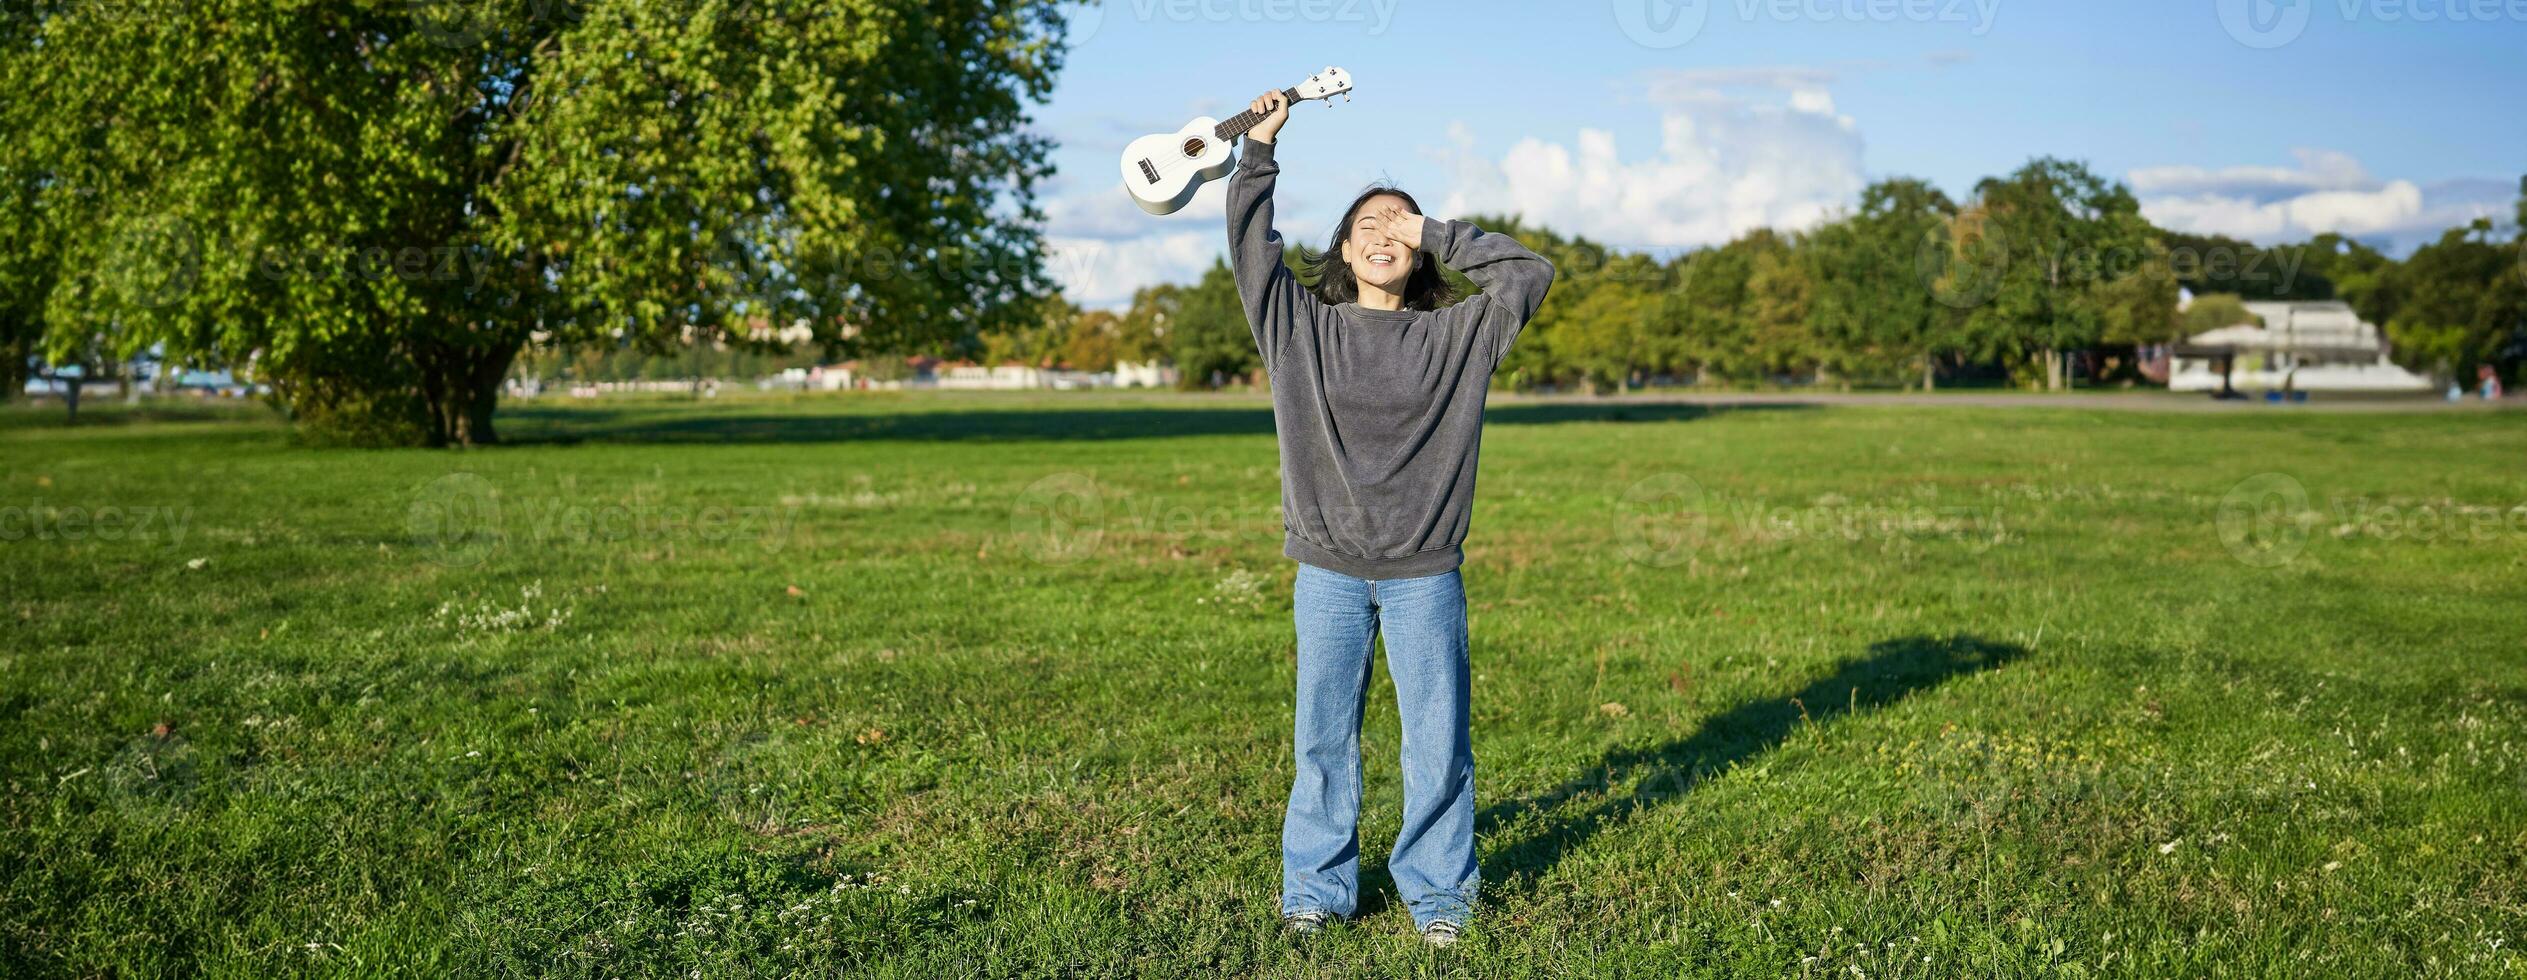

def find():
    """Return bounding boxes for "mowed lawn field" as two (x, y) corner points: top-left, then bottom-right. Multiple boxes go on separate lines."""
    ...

(3, 391), (2523, 978)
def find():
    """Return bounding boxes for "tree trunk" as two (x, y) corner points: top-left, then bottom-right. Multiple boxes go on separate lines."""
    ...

(2044, 350), (2065, 391)
(0, 334), (27, 404)
(418, 335), (523, 447)
(1921, 353), (1937, 392)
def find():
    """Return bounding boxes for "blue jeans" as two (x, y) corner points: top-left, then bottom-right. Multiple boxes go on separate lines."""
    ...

(1279, 562), (1478, 928)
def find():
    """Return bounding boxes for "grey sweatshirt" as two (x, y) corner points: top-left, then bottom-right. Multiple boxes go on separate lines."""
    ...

(1227, 139), (1555, 580)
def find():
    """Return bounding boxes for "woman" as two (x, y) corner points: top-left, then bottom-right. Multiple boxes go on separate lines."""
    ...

(1227, 90), (1554, 947)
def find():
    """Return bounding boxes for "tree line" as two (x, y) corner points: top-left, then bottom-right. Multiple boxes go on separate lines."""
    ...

(6, 3), (2518, 444)
(2, 0), (1074, 444)
(1049, 163), (2526, 393)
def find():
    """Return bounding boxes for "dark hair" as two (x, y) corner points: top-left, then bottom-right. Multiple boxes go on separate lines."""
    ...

(1301, 183), (1458, 311)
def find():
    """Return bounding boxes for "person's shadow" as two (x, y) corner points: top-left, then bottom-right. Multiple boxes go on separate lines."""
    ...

(1414, 634), (2025, 904)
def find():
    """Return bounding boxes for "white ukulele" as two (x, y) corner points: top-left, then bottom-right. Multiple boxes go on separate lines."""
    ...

(1120, 67), (1354, 216)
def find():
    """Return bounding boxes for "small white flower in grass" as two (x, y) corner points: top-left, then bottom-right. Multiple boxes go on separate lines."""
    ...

(186, 557), (208, 570)
(1770, 898), (1782, 907)
(2159, 838), (2182, 854)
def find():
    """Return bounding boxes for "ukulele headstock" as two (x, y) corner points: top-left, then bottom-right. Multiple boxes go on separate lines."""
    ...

(1295, 66), (1353, 103)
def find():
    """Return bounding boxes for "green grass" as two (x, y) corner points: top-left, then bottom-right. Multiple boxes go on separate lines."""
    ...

(4, 391), (2524, 978)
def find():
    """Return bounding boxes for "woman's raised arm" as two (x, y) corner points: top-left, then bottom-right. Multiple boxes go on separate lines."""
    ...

(1224, 91), (1318, 366)
(1422, 219), (1556, 369)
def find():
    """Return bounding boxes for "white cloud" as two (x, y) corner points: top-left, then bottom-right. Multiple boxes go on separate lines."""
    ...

(2129, 148), (2372, 200)
(2133, 149), (2512, 247)
(1044, 230), (1215, 310)
(1434, 69), (1865, 248)
(1038, 174), (1233, 308)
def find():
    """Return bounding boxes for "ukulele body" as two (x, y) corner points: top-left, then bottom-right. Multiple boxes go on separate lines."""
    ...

(1120, 117), (1237, 216)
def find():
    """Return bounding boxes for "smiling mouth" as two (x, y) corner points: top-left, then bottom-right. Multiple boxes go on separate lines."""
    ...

(1367, 255), (1395, 266)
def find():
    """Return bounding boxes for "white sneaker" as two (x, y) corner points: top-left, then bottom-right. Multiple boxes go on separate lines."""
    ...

(1420, 919), (1463, 948)
(1282, 909), (1338, 936)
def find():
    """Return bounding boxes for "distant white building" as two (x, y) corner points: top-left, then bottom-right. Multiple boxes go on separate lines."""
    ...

(757, 357), (1178, 392)
(1114, 360), (1179, 389)
(937, 364), (1050, 390)
(2168, 300), (2433, 394)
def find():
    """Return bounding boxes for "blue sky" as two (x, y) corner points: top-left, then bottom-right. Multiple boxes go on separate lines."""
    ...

(1035, 0), (2527, 306)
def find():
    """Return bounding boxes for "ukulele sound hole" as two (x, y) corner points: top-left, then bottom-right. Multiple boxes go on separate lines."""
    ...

(1180, 138), (1205, 158)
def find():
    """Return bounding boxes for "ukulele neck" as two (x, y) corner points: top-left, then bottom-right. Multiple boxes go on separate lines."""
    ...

(1213, 87), (1302, 142)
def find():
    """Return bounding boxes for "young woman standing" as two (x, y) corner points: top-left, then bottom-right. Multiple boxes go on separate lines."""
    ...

(1226, 90), (1555, 947)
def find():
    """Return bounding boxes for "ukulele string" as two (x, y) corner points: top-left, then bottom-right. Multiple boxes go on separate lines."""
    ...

(1137, 84), (1326, 185)
(1136, 103), (1295, 184)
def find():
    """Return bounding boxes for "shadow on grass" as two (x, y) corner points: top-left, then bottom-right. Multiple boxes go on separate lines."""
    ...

(1466, 633), (2026, 896)
(500, 399), (1811, 445)
(0, 400), (281, 434)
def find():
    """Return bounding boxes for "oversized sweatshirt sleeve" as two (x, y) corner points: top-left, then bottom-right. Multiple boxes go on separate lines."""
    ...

(1424, 218), (1556, 369)
(1224, 140), (1319, 366)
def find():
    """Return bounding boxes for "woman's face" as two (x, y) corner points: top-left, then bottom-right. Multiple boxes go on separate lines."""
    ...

(1340, 193), (1417, 293)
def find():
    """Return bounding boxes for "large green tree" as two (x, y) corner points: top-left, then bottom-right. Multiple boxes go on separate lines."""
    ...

(1166, 259), (1252, 389)
(6, 0), (1066, 443)
(0, 2), (50, 402)
(2383, 219), (2525, 384)
(1808, 178), (1961, 388)
(1958, 158), (2164, 390)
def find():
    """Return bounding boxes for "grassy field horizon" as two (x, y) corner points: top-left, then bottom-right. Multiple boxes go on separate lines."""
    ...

(4, 391), (2523, 977)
